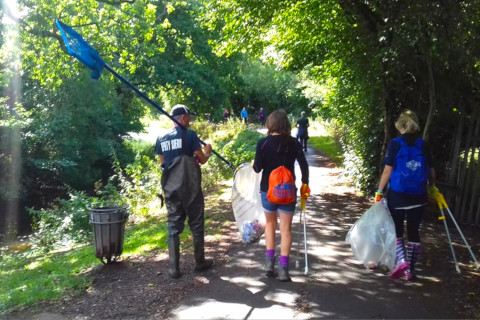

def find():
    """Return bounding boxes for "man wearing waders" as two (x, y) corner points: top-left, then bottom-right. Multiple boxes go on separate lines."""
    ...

(155, 104), (213, 279)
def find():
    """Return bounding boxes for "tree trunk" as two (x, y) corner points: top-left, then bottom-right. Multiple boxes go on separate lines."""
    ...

(447, 108), (464, 185)
(466, 114), (480, 224)
(379, 76), (390, 174)
(455, 117), (475, 221)
(423, 51), (435, 141)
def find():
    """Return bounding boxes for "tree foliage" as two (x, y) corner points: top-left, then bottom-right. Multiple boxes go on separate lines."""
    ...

(228, 58), (310, 119)
(4, 0), (480, 239)
(207, 0), (480, 191)
(1, 0), (319, 237)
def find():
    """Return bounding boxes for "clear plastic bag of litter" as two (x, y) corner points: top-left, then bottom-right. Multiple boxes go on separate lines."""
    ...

(232, 163), (265, 244)
(345, 199), (396, 270)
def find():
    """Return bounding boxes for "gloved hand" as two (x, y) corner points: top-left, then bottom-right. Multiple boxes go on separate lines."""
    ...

(300, 184), (310, 210)
(300, 184), (311, 198)
(375, 190), (383, 202)
(428, 185), (448, 209)
(428, 184), (440, 201)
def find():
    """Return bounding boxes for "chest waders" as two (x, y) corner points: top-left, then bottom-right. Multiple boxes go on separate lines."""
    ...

(162, 155), (213, 278)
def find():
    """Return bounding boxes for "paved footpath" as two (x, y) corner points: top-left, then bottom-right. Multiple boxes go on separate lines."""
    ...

(169, 147), (460, 319)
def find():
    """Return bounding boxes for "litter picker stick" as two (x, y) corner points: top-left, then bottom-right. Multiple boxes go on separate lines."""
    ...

(438, 208), (461, 274)
(295, 210), (308, 274)
(444, 206), (480, 270)
(302, 209), (308, 275)
(55, 19), (235, 170)
(296, 210), (302, 269)
(435, 189), (480, 272)
(104, 65), (235, 170)
(297, 193), (309, 275)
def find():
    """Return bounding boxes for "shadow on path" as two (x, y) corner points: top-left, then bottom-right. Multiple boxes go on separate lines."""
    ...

(169, 146), (479, 319)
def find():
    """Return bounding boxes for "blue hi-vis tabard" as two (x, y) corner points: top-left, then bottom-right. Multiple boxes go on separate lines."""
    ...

(390, 137), (429, 195)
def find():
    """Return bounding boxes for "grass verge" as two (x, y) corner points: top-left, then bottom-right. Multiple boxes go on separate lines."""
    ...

(309, 136), (344, 166)
(0, 185), (233, 315)
(0, 216), (169, 314)
(0, 120), (257, 314)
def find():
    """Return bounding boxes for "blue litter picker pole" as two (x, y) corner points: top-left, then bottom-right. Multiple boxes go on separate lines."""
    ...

(55, 19), (235, 170)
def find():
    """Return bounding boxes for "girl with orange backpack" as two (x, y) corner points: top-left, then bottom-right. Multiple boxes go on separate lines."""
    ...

(253, 109), (310, 282)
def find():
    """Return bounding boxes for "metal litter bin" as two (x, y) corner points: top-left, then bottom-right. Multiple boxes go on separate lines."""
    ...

(89, 203), (128, 264)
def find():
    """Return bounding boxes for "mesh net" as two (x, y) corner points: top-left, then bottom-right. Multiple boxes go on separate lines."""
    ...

(56, 19), (105, 79)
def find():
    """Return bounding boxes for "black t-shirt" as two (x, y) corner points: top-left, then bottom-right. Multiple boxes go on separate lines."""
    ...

(154, 127), (201, 169)
(296, 117), (309, 137)
(384, 133), (434, 208)
(253, 135), (309, 192)
(296, 117), (309, 129)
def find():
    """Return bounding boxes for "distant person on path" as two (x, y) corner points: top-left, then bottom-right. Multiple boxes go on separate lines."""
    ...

(296, 111), (309, 152)
(240, 107), (248, 124)
(258, 107), (266, 126)
(154, 104), (214, 279)
(376, 109), (436, 281)
(253, 109), (309, 282)
(222, 108), (230, 124)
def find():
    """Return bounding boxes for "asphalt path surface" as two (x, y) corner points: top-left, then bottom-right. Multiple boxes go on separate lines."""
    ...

(7, 129), (477, 320)
(168, 144), (463, 319)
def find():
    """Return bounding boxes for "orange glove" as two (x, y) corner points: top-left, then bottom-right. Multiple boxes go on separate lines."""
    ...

(375, 190), (383, 202)
(300, 184), (310, 210)
(300, 184), (310, 199)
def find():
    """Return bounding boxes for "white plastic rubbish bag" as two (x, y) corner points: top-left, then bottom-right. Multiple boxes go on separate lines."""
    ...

(345, 199), (396, 270)
(232, 163), (265, 244)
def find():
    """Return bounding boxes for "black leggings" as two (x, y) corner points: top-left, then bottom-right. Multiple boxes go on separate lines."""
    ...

(389, 206), (424, 242)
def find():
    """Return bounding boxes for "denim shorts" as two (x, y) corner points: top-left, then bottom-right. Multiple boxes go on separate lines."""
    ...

(260, 191), (296, 214)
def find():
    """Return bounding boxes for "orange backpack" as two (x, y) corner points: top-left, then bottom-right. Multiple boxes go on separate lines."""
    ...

(267, 166), (296, 204)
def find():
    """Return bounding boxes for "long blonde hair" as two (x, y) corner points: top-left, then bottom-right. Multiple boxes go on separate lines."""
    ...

(395, 109), (420, 134)
(266, 109), (291, 136)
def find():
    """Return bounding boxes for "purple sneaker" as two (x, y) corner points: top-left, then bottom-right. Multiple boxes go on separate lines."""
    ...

(390, 261), (409, 279)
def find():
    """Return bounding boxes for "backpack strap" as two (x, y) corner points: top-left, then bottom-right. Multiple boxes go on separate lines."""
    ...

(395, 136), (424, 148)
(394, 136), (406, 147)
(414, 138), (424, 149)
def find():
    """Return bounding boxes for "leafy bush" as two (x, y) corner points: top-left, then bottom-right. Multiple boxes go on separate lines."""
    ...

(192, 119), (263, 191)
(220, 129), (263, 167)
(116, 138), (157, 168)
(25, 119), (260, 252)
(108, 152), (163, 221)
(28, 191), (93, 252)
(27, 141), (162, 252)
